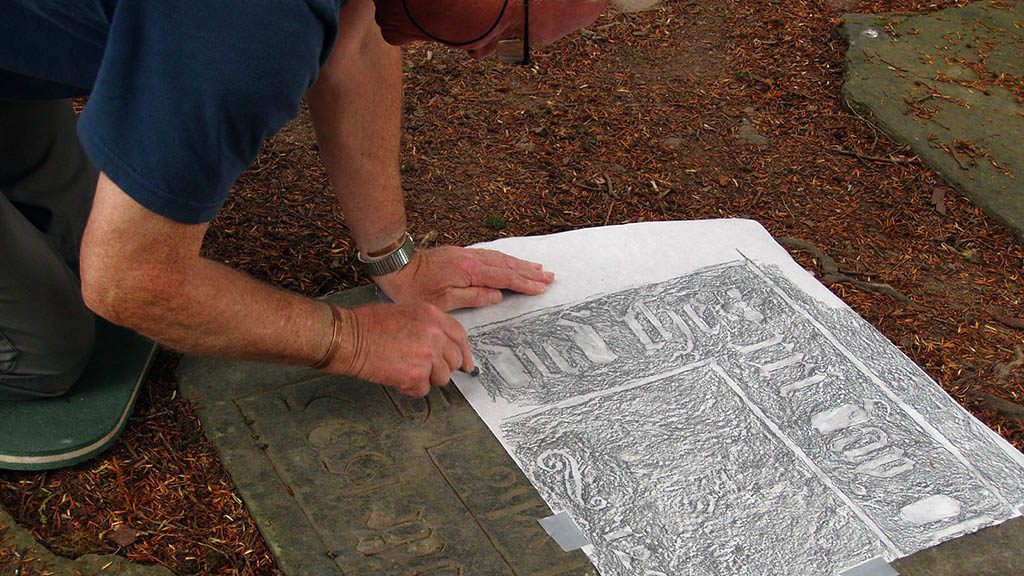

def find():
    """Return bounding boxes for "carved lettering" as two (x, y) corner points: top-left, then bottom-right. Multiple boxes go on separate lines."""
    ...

(722, 288), (765, 323)
(482, 317), (617, 388)
(357, 508), (447, 564)
(309, 420), (400, 496)
(484, 466), (519, 489)
(811, 403), (872, 435)
(385, 387), (450, 423)
(625, 302), (673, 349)
(603, 525), (665, 574)
(779, 373), (827, 397)
(756, 348), (804, 376)
(732, 334), (784, 355)
(486, 486), (544, 521)
(520, 346), (568, 377)
(816, 410), (914, 479)
(486, 484), (557, 551)
(479, 344), (532, 389)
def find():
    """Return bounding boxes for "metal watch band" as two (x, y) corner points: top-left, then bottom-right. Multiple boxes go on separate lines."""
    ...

(358, 233), (415, 276)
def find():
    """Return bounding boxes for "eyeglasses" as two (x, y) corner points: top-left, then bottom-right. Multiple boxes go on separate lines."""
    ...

(403, 0), (532, 66)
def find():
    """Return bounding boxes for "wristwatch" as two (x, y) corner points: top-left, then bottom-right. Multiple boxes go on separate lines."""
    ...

(358, 233), (415, 276)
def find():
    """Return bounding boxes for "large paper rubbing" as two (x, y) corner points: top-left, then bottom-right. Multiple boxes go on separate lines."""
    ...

(452, 221), (1024, 576)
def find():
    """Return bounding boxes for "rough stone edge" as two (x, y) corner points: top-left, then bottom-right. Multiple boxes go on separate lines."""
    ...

(0, 506), (173, 576)
(181, 394), (343, 576)
(837, 9), (1024, 243)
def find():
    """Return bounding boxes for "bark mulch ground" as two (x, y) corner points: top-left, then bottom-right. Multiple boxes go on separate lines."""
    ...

(3, 1), (1023, 574)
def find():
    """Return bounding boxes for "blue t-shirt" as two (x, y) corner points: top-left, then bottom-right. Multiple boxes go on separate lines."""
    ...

(1, 0), (343, 223)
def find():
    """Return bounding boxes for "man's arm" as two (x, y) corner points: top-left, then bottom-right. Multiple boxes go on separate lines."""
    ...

(306, 0), (555, 310)
(81, 174), (332, 365)
(80, 173), (472, 396)
(307, 0), (406, 256)
(305, 0), (405, 253)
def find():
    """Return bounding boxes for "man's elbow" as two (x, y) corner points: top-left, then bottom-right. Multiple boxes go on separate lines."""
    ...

(79, 256), (160, 330)
(80, 261), (129, 327)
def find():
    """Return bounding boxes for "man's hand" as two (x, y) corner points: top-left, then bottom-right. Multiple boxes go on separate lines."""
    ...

(372, 246), (555, 311)
(329, 302), (473, 397)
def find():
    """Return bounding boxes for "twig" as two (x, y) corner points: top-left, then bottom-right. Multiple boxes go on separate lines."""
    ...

(825, 145), (919, 166)
(603, 173), (618, 199)
(995, 317), (1024, 331)
(575, 181), (604, 193)
(971, 391), (1024, 426)
(842, 95), (881, 147)
(877, 55), (912, 74)
(776, 237), (915, 306)
(997, 346), (1024, 383)
(778, 236), (839, 274)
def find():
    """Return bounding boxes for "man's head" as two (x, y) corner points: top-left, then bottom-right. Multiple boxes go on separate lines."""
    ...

(374, 0), (610, 60)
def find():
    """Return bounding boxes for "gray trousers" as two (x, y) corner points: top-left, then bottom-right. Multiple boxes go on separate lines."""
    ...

(0, 99), (96, 400)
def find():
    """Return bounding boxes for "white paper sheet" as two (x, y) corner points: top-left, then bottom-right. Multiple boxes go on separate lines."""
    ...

(452, 220), (1024, 576)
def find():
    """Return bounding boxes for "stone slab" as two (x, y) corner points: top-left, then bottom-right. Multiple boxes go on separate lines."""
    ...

(840, 1), (1024, 241)
(178, 286), (1024, 575)
(0, 506), (172, 576)
(177, 286), (595, 575)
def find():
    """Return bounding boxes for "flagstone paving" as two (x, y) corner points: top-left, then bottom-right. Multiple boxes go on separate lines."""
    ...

(841, 0), (1024, 241)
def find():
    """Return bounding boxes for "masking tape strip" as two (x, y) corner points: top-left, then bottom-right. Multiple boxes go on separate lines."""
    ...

(839, 556), (899, 576)
(538, 511), (590, 552)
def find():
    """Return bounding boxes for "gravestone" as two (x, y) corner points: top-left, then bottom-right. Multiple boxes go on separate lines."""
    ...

(180, 221), (1024, 575)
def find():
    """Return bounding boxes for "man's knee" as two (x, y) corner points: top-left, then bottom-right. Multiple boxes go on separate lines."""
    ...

(2, 183), (97, 400)
(0, 306), (95, 400)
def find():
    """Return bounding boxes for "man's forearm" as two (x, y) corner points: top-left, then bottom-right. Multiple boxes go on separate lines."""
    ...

(110, 258), (333, 366)
(80, 174), (334, 368)
(307, 0), (406, 255)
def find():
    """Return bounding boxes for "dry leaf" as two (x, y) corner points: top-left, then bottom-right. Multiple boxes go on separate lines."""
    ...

(107, 525), (142, 548)
(930, 189), (947, 215)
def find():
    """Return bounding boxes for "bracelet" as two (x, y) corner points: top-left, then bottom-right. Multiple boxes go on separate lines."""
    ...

(365, 232), (408, 258)
(310, 303), (344, 370)
(358, 232), (415, 277)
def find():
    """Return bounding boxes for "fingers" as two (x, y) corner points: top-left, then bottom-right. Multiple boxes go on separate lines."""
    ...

(430, 356), (452, 389)
(425, 307), (471, 390)
(430, 307), (474, 375)
(463, 249), (555, 295)
(435, 338), (463, 386)
(401, 379), (432, 398)
(438, 286), (502, 311)
(350, 303), (467, 398)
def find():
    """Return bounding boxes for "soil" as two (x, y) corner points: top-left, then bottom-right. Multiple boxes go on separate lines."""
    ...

(3, 0), (1023, 574)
